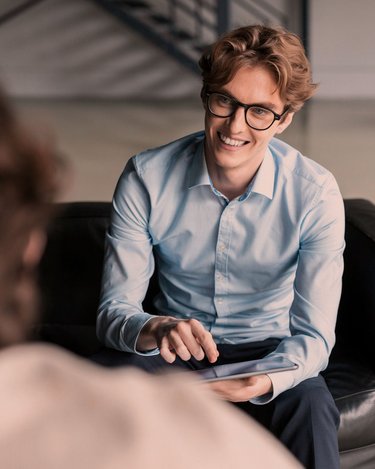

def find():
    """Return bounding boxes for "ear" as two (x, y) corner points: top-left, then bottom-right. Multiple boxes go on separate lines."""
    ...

(202, 96), (208, 112)
(275, 112), (294, 135)
(22, 230), (46, 268)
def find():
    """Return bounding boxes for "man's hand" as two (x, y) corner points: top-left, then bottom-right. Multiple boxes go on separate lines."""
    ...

(205, 374), (273, 402)
(137, 316), (219, 364)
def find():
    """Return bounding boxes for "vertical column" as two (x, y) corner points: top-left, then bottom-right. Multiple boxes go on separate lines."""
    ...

(217, 0), (230, 36)
(301, 0), (310, 57)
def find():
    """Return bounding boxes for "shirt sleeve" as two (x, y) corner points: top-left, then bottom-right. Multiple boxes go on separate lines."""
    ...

(96, 158), (160, 354)
(251, 174), (345, 404)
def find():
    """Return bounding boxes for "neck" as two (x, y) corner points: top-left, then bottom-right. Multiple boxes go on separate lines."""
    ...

(211, 173), (249, 200)
(207, 163), (261, 201)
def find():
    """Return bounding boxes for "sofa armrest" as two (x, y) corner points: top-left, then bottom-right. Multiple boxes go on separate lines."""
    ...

(334, 199), (375, 369)
(345, 199), (375, 243)
(36, 202), (111, 356)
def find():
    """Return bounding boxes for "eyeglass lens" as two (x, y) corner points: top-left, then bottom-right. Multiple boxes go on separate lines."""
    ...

(208, 93), (275, 130)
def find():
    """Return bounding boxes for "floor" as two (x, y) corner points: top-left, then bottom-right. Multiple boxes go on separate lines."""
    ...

(14, 98), (375, 204)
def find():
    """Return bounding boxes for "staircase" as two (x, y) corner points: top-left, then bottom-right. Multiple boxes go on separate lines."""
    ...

(0, 0), (309, 99)
(92, 0), (309, 74)
(0, 0), (46, 26)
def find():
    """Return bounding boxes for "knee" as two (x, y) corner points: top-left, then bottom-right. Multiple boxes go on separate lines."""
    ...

(277, 377), (340, 427)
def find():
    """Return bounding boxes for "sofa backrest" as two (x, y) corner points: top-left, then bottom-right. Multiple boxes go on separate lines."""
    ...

(335, 199), (375, 366)
(37, 199), (375, 361)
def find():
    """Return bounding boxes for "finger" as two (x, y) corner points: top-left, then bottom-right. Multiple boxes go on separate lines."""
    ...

(189, 320), (219, 363)
(208, 379), (253, 402)
(173, 321), (205, 361)
(168, 329), (192, 361)
(159, 336), (177, 364)
(220, 376), (270, 402)
(244, 374), (273, 395)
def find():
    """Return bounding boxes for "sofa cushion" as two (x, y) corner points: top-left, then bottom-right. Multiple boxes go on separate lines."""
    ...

(324, 359), (375, 451)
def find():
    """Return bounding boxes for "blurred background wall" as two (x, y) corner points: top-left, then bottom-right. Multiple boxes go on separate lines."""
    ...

(0, 0), (373, 202)
(310, 0), (375, 99)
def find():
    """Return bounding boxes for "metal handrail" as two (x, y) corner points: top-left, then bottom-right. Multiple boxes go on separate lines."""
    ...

(165, 0), (216, 40)
(150, 0), (294, 45)
(0, 0), (46, 26)
(236, 0), (288, 25)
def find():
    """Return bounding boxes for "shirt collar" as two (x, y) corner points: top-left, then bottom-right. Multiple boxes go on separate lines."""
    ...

(249, 148), (275, 200)
(187, 138), (211, 189)
(187, 139), (275, 200)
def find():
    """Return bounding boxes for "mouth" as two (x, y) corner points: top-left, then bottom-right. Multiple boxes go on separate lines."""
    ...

(218, 131), (249, 147)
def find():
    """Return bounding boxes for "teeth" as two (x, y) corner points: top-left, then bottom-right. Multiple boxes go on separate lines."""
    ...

(219, 133), (246, 147)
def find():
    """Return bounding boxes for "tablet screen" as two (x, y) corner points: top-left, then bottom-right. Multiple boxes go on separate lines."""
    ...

(195, 356), (298, 382)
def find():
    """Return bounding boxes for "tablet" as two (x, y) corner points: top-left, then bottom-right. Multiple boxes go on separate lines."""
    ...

(195, 356), (298, 382)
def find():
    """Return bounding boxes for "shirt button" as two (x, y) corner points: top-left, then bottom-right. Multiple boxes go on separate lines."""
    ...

(218, 298), (223, 304)
(219, 243), (225, 252)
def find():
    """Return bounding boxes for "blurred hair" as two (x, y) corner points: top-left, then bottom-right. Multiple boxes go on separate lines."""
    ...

(0, 88), (63, 346)
(199, 24), (318, 113)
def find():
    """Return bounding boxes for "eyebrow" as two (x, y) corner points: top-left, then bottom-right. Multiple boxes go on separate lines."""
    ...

(217, 90), (280, 112)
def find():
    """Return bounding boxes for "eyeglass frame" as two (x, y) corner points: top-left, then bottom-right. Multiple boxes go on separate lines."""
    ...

(205, 92), (289, 131)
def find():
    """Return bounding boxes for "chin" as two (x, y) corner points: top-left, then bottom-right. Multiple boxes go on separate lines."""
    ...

(214, 155), (246, 171)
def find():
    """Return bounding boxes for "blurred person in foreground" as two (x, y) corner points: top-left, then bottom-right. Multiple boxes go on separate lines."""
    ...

(97, 24), (345, 469)
(0, 89), (300, 468)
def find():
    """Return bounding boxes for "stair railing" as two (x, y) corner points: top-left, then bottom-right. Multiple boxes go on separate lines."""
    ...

(92, 0), (309, 74)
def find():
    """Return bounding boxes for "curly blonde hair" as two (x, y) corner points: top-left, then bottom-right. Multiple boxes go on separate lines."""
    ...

(199, 24), (318, 113)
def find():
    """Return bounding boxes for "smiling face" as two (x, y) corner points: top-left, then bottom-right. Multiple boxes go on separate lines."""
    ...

(204, 65), (294, 186)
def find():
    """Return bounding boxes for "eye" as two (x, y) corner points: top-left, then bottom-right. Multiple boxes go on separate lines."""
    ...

(250, 106), (268, 117)
(216, 94), (233, 106)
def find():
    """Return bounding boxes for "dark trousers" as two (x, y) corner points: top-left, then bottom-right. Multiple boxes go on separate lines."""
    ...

(92, 339), (340, 469)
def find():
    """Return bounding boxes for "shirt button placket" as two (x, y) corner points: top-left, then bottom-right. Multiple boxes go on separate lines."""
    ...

(214, 205), (233, 316)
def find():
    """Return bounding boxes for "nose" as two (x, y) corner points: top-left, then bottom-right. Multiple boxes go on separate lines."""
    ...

(226, 106), (247, 134)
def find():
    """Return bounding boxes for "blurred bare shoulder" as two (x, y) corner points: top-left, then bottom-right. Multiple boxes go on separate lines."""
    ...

(0, 343), (301, 469)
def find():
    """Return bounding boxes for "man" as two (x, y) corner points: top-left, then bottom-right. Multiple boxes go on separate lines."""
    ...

(97, 25), (345, 468)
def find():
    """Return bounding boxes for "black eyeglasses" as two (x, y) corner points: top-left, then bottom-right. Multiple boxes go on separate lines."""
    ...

(206, 92), (289, 131)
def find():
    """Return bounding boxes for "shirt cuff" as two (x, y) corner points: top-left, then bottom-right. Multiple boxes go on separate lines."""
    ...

(121, 313), (160, 355)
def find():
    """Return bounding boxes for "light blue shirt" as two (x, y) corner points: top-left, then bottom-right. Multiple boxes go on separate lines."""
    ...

(97, 131), (345, 403)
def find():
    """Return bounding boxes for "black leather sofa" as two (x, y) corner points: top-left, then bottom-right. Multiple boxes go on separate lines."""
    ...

(36, 199), (375, 469)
